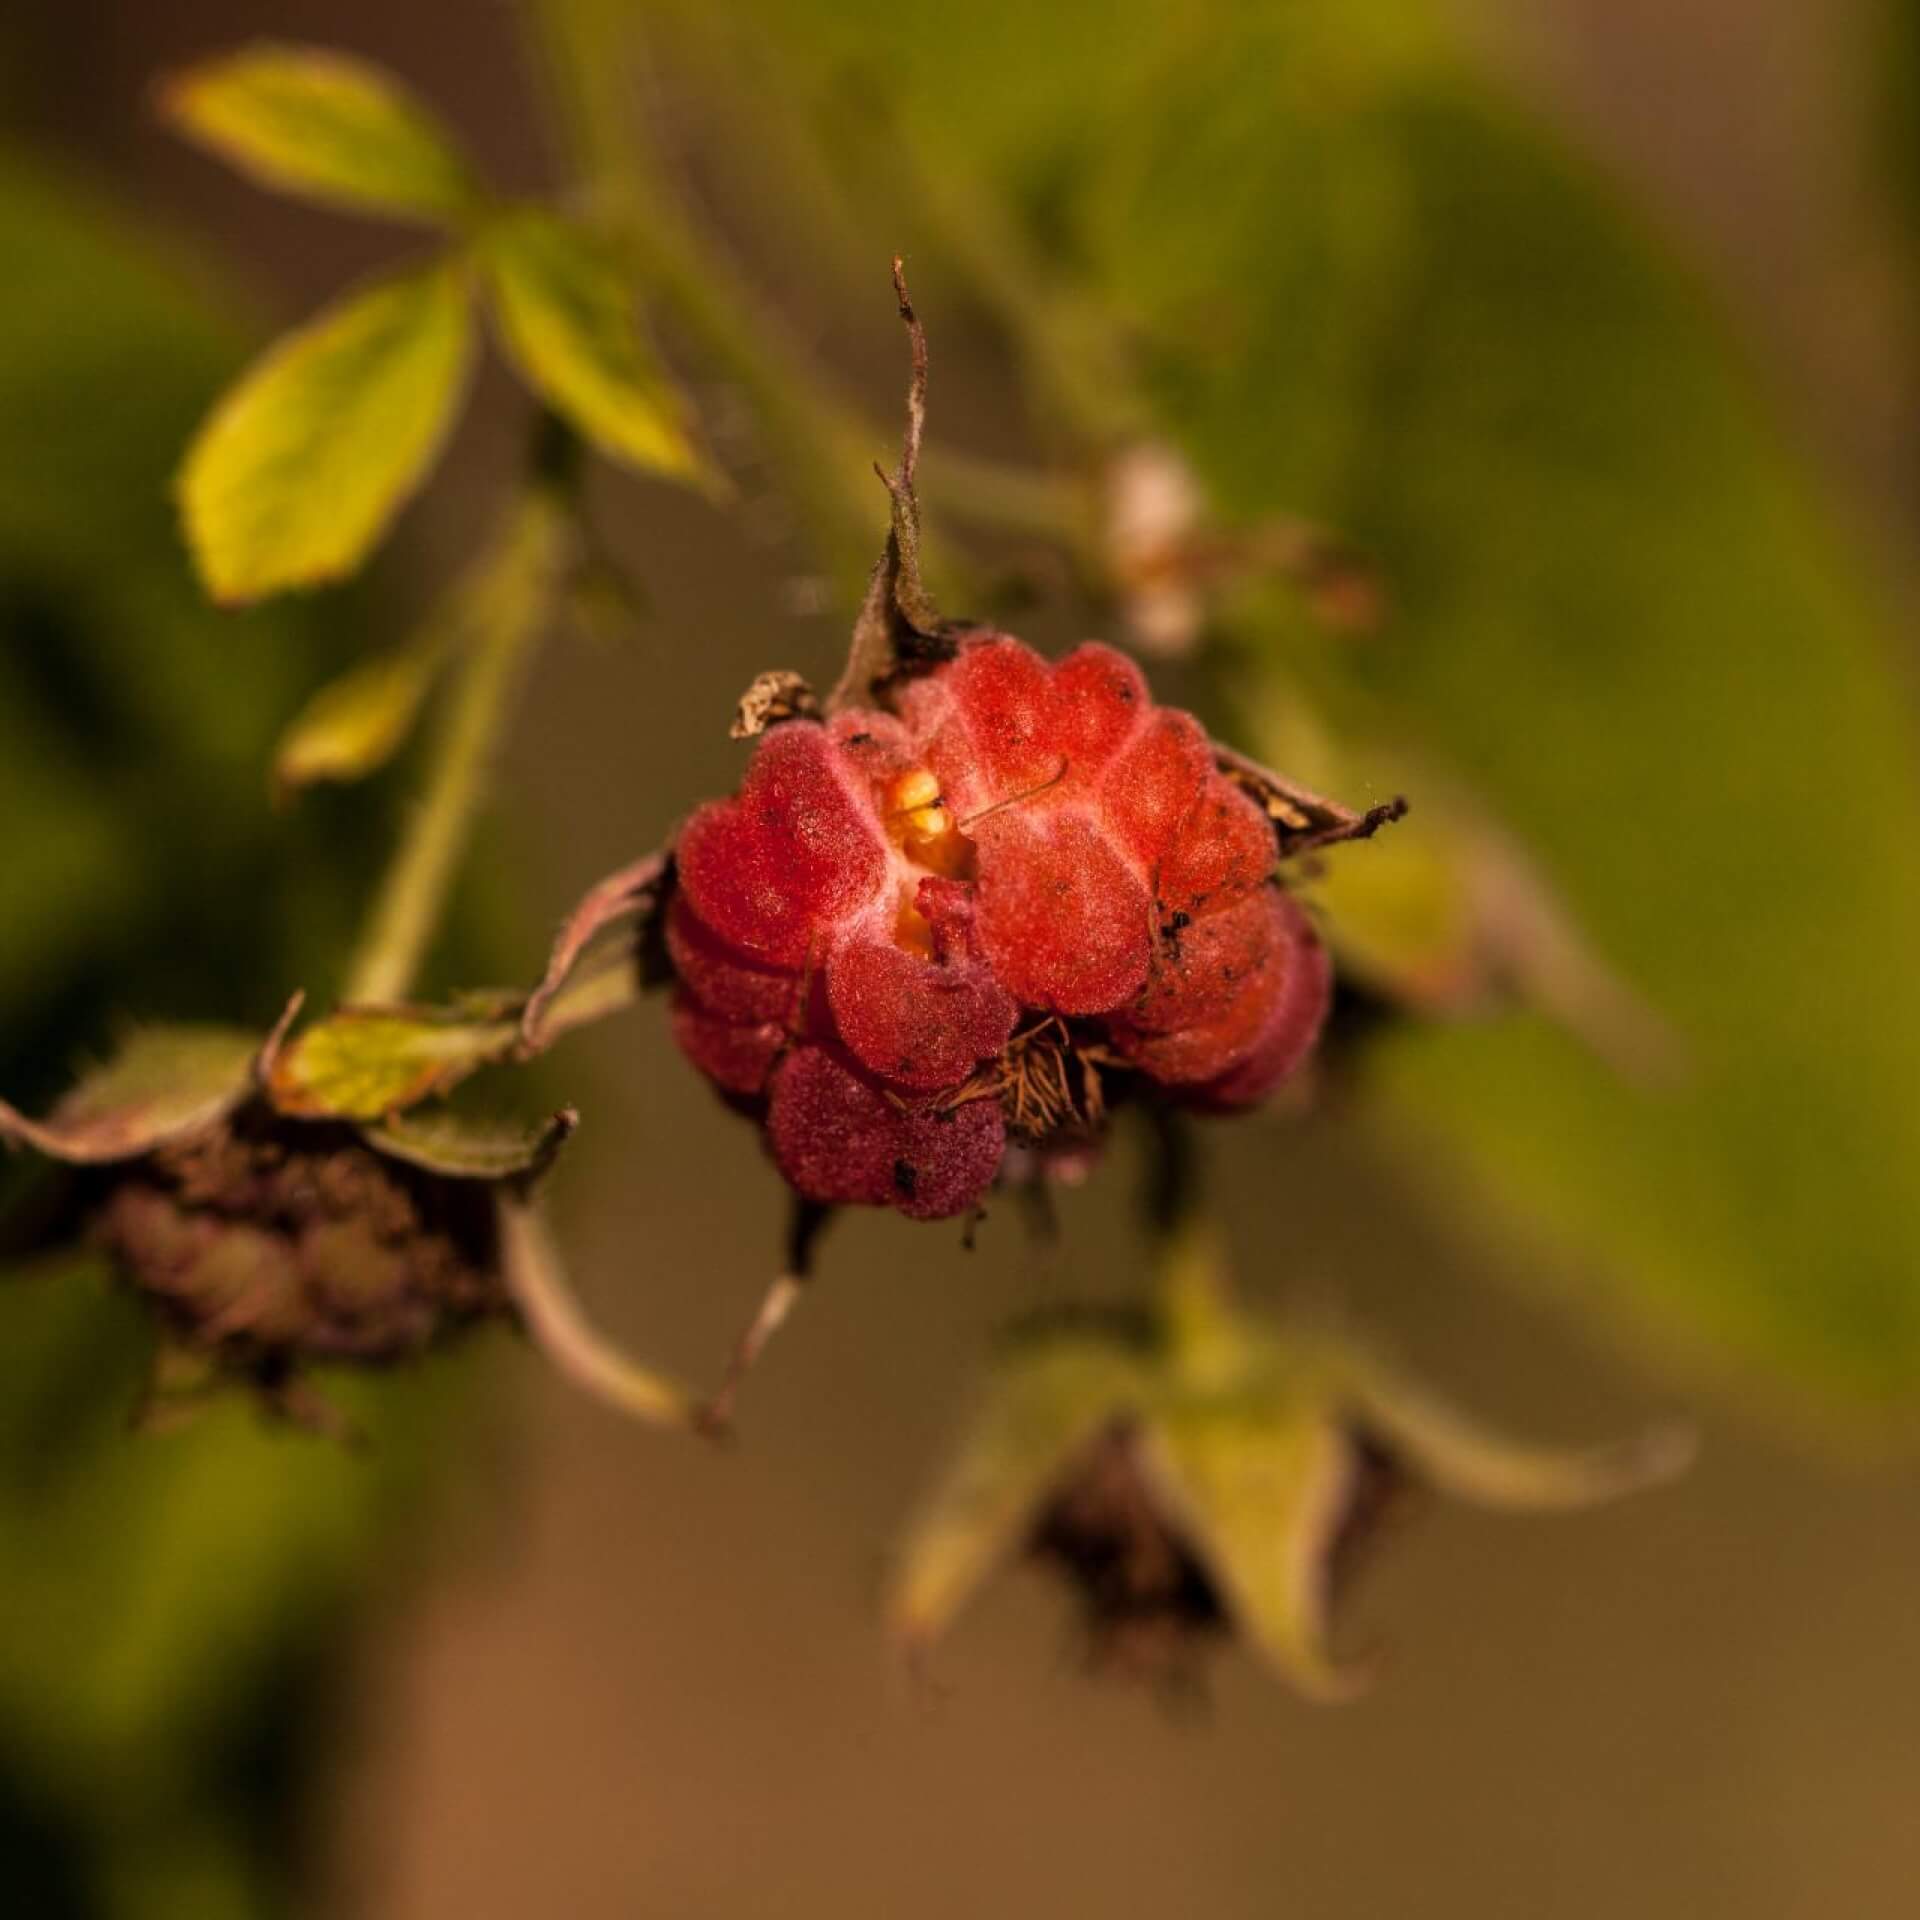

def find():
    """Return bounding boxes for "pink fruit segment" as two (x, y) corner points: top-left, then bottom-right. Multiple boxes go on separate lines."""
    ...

(1158, 776), (1277, 919)
(972, 811), (1152, 1015)
(669, 993), (786, 1098)
(1049, 644), (1149, 777)
(767, 1045), (1006, 1219)
(827, 930), (1016, 1091)
(1102, 709), (1212, 874)
(676, 724), (887, 967)
(664, 894), (799, 1026)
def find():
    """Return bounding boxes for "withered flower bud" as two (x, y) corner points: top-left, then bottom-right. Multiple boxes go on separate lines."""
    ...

(93, 1108), (507, 1389)
(888, 1259), (1691, 1696)
(1026, 1418), (1230, 1679)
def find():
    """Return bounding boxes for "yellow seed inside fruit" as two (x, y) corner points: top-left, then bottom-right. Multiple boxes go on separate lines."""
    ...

(885, 768), (955, 850)
(891, 768), (941, 813)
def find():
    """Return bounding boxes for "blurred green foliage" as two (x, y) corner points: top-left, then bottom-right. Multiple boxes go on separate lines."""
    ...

(0, 149), (467, 1916)
(157, 42), (483, 225)
(0, 156), (388, 1083)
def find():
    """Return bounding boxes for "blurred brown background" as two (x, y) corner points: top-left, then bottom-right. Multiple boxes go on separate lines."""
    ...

(10, 3), (1920, 1917)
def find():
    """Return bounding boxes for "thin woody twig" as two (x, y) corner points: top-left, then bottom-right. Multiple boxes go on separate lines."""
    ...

(696, 1199), (833, 1436)
(828, 257), (958, 713)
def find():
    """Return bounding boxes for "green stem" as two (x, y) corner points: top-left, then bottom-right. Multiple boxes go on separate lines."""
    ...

(1139, 1107), (1238, 1365)
(1157, 1212), (1242, 1383)
(342, 487), (569, 1005)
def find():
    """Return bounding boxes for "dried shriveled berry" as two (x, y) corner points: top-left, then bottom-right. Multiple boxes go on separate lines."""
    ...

(665, 632), (1340, 1218)
(92, 1105), (507, 1382)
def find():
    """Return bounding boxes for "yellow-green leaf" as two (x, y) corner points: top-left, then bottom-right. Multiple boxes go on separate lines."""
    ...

(272, 640), (445, 795)
(265, 1007), (517, 1122)
(158, 43), (481, 224)
(479, 208), (703, 479)
(178, 260), (475, 604)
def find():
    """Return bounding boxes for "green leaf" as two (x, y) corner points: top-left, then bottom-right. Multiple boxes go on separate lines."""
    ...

(0, 1024), (260, 1163)
(271, 638), (446, 795)
(1142, 1398), (1362, 1699)
(177, 258), (475, 603)
(478, 208), (703, 479)
(264, 1004), (518, 1122)
(363, 1102), (575, 1180)
(158, 43), (481, 224)
(886, 1321), (1158, 1649)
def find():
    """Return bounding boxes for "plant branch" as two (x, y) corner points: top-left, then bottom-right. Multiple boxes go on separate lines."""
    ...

(343, 482), (571, 1005)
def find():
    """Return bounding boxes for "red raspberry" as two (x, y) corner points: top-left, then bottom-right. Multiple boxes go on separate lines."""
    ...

(668, 634), (1329, 1218)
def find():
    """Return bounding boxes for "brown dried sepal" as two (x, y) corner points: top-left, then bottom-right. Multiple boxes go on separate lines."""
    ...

(730, 669), (822, 740)
(1214, 743), (1408, 862)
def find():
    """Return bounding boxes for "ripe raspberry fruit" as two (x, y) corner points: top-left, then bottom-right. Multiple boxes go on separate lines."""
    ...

(668, 633), (1333, 1220)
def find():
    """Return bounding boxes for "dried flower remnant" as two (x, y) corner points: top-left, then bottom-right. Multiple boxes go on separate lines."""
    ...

(887, 1264), (1692, 1694)
(0, 1004), (695, 1431)
(1026, 1419), (1230, 1679)
(95, 1109), (511, 1403)
(1101, 441), (1385, 659)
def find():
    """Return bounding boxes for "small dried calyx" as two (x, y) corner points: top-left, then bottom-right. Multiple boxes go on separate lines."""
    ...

(885, 1277), (1694, 1697)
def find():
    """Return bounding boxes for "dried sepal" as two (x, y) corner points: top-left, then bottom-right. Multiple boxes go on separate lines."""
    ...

(731, 669), (821, 740)
(494, 1194), (699, 1430)
(1136, 1391), (1374, 1699)
(888, 1312), (1161, 1654)
(0, 1019), (280, 1164)
(828, 258), (962, 716)
(517, 849), (670, 1052)
(1214, 742), (1407, 863)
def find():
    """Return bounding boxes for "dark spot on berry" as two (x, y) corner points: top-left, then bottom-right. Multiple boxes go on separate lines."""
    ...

(847, 731), (874, 746)
(892, 1158), (919, 1199)
(1170, 910), (1191, 932)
